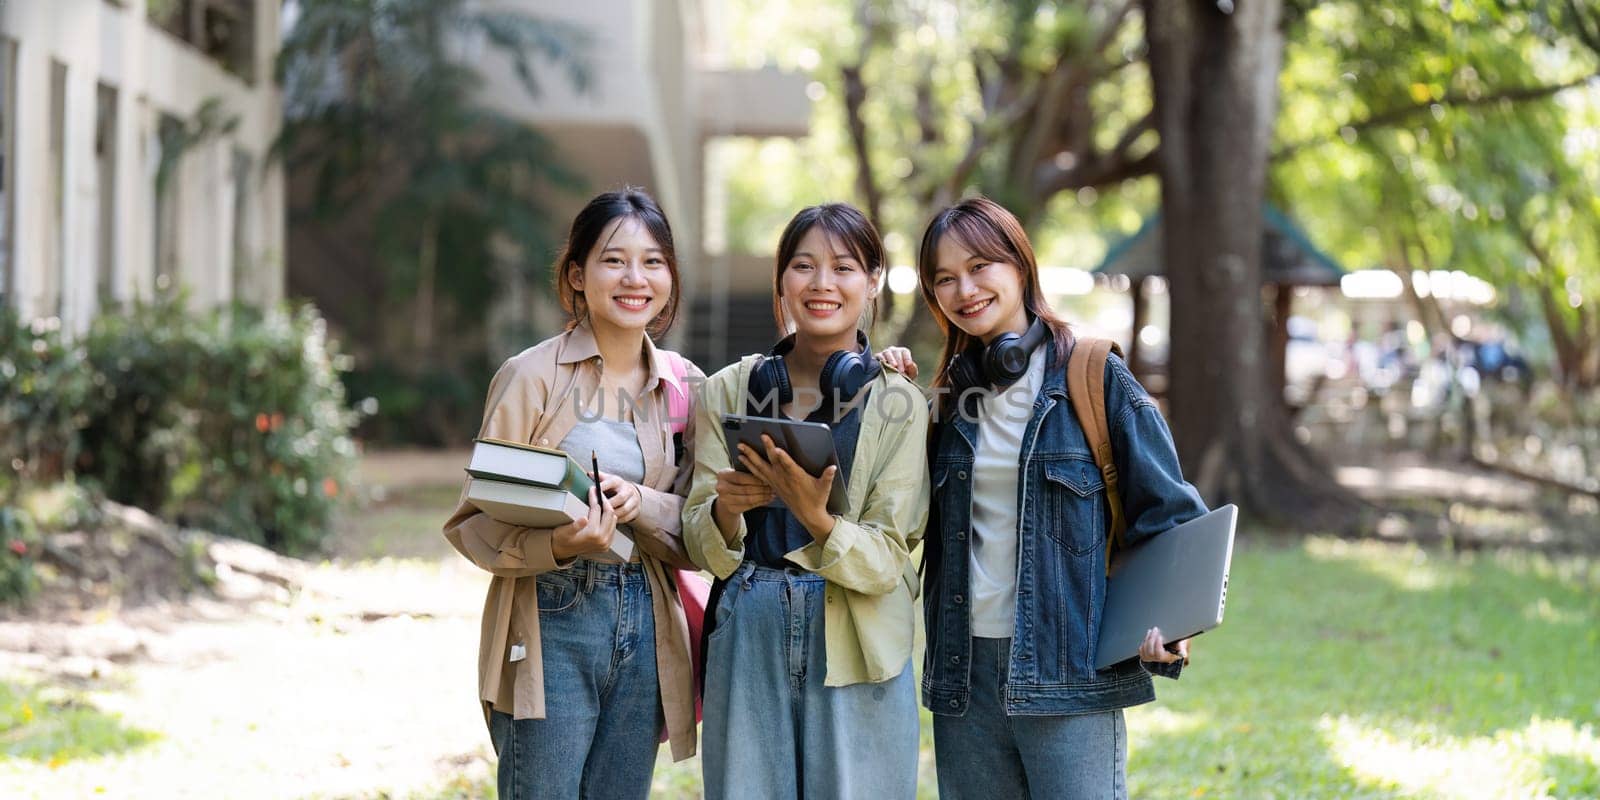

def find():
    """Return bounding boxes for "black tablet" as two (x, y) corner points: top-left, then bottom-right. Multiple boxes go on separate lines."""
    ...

(721, 413), (850, 515)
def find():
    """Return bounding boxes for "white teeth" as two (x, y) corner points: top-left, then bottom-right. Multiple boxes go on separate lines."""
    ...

(615, 297), (650, 309)
(960, 299), (993, 315)
(804, 301), (841, 310)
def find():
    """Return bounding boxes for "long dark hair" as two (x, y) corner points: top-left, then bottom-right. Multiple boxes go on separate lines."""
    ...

(916, 196), (1072, 406)
(772, 203), (885, 332)
(554, 187), (681, 338)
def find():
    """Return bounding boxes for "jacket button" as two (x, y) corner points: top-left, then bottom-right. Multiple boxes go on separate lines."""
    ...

(956, 530), (967, 541)
(950, 655), (960, 664)
(953, 594), (964, 605)
(539, 438), (549, 445)
(948, 699), (959, 708)
(957, 470), (968, 480)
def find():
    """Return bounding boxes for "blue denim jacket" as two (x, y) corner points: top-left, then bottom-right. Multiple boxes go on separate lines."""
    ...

(921, 346), (1208, 717)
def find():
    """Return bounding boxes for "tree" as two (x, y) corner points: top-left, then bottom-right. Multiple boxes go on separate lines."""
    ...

(717, 0), (1599, 523)
(276, 0), (589, 393)
(1274, 0), (1600, 393)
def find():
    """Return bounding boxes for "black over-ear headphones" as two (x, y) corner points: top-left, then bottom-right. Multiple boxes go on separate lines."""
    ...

(945, 316), (1050, 396)
(747, 330), (882, 417)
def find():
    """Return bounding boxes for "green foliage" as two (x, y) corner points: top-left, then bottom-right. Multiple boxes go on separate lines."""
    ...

(162, 304), (362, 555)
(1274, 0), (1600, 386)
(715, 1), (1157, 268)
(80, 299), (361, 556)
(1, 297), (361, 559)
(0, 309), (101, 489)
(75, 298), (202, 512)
(0, 506), (39, 605)
(277, 0), (591, 383)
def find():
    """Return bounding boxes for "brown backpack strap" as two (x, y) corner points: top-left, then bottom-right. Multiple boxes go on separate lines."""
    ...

(1066, 337), (1125, 575)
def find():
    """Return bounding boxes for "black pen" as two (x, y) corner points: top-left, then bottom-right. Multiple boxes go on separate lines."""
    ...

(590, 450), (604, 508)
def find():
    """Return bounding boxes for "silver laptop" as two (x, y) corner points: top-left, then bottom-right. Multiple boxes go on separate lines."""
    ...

(1093, 504), (1237, 670)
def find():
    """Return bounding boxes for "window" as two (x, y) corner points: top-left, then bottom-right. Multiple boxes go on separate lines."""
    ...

(151, 0), (257, 83)
(96, 83), (120, 309)
(230, 147), (253, 301)
(0, 39), (16, 307)
(154, 113), (183, 294)
(46, 61), (67, 317)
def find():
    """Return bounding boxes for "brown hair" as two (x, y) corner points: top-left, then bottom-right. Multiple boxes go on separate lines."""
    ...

(772, 203), (885, 332)
(554, 187), (681, 338)
(916, 195), (1072, 406)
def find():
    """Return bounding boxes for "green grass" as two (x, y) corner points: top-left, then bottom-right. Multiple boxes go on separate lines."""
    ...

(649, 537), (1600, 799)
(0, 680), (159, 764)
(371, 478), (1600, 798)
(1123, 537), (1599, 799)
(331, 484), (465, 562)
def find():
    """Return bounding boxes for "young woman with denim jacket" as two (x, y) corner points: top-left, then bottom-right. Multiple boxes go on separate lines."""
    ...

(442, 189), (704, 799)
(878, 196), (1208, 799)
(683, 203), (930, 799)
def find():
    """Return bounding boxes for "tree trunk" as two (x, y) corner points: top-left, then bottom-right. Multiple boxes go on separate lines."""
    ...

(1268, 282), (1291, 402)
(1130, 276), (1149, 382)
(414, 213), (438, 360)
(1144, 0), (1360, 528)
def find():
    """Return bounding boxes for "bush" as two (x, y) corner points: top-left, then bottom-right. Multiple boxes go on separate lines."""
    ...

(2, 297), (361, 559)
(161, 303), (361, 555)
(0, 505), (39, 604)
(0, 310), (103, 488)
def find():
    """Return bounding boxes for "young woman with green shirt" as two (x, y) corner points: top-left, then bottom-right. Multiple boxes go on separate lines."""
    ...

(682, 203), (930, 799)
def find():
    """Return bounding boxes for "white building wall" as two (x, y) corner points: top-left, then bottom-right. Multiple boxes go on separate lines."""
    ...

(0, 0), (284, 333)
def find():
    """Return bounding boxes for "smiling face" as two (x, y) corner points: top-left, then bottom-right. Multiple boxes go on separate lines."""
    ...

(778, 224), (878, 343)
(928, 232), (1030, 344)
(567, 216), (673, 336)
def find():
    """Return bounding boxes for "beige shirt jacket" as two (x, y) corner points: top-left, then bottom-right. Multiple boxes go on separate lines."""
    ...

(442, 323), (703, 761)
(682, 355), (931, 686)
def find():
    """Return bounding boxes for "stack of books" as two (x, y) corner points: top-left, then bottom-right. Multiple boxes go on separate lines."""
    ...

(464, 438), (633, 560)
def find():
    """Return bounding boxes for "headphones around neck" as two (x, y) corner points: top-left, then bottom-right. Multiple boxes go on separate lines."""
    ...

(747, 330), (882, 417)
(946, 316), (1051, 397)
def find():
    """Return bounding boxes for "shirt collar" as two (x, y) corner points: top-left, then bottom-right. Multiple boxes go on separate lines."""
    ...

(558, 321), (674, 394)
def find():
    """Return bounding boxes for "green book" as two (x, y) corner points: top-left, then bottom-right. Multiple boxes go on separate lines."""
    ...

(467, 438), (596, 500)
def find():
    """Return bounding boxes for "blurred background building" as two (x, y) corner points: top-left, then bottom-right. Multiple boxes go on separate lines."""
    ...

(284, 0), (811, 371)
(0, 0), (286, 333)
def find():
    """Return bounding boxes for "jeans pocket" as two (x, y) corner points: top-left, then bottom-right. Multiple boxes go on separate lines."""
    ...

(708, 579), (741, 639)
(535, 571), (581, 614)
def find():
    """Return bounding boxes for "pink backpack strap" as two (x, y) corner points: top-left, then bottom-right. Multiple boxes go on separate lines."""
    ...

(661, 350), (690, 434)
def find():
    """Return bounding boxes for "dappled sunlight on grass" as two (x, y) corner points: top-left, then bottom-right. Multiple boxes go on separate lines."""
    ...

(1126, 705), (1211, 743)
(1523, 595), (1590, 626)
(1125, 536), (1598, 798)
(0, 680), (159, 764)
(1320, 714), (1600, 798)
(1305, 538), (1459, 591)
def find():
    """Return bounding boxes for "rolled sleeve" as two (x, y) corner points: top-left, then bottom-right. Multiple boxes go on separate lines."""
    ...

(442, 353), (573, 578)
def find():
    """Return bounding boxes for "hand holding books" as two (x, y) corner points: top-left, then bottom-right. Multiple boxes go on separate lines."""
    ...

(464, 438), (632, 561)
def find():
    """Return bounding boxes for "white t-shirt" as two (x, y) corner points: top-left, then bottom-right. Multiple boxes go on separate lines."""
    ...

(968, 346), (1046, 638)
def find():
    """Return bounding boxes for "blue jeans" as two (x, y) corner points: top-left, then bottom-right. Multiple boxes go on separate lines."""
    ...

(702, 561), (919, 800)
(489, 560), (661, 800)
(933, 637), (1128, 799)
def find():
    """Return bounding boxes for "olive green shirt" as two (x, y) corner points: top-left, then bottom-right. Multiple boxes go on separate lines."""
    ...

(683, 355), (931, 686)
